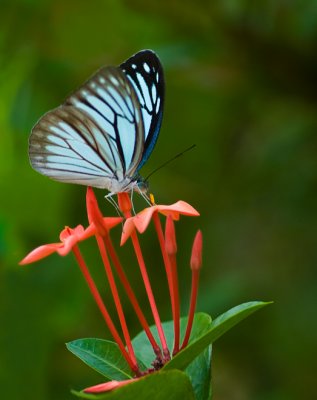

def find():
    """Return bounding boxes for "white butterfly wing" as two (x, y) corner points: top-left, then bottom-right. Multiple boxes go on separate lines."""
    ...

(29, 67), (144, 189)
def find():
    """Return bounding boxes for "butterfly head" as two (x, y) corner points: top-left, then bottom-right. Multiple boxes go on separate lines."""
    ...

(135, 176), (149, 195)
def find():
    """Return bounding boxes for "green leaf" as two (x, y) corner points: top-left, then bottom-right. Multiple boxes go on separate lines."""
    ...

(72, 370), (195, 400)
(68, 302), (270, 399)
(132, 312), (211, 367)
(132, 313), (212, 400)
(185, 315), (213, 400)
(163, 301), (272, 372)
(185, 344), (212, 400)
(66, 338), (133, 381)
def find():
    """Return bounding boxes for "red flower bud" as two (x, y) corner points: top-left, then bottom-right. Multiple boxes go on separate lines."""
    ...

(190, 230), (203, 271)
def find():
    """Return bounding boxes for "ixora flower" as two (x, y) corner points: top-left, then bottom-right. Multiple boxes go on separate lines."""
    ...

(20, 220), (122, 263)
(20, 188), (270, 399)
(120, 199), (200, 245)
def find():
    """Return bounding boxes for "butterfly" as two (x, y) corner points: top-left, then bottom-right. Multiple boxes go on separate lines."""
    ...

(29, 50), (164, 196)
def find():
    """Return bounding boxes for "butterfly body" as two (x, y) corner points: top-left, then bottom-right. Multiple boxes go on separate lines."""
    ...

(29, 50), (164, 195)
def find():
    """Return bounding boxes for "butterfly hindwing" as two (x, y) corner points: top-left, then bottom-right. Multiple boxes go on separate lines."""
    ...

(29, 67), (144, 189)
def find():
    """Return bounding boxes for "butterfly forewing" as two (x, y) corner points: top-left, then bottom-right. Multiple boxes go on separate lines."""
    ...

(120, 50), (164, 170)
(29, 67), (144, 189)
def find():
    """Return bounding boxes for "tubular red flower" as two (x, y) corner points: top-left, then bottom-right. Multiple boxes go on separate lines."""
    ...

(71, 245), (138, 374)
(86, 187), (139, 369)
(164, 215), (180, 354)
(86, 186), (123, 235)
(95, 234), (139, 369)
(103, 232), (162, 357)
(19, 218), (122, 265)
(130, 229), (170, 361)
(151, 212), (180, 355)
(118, 193), (171, 362)
(19, 225), (93, 264)
(88, 190), (161, 354)
(20, 185), (204, 385)
(121, 201), (199, 245)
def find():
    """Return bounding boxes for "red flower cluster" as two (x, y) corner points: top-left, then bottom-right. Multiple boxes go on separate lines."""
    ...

(20, 188), (202, 393)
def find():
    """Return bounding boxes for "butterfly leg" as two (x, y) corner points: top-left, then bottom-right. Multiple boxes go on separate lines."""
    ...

(136, 186), (152, 207)
(105, 193), (123, 217)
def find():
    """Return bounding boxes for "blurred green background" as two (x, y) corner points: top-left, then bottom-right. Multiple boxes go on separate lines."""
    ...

(1, 1), (317, 399)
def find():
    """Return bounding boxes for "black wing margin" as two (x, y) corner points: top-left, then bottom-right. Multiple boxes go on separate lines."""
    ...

(120, 49), (165, 170)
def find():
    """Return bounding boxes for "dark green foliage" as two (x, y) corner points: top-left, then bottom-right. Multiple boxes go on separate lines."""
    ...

(1, 1), (316, 399)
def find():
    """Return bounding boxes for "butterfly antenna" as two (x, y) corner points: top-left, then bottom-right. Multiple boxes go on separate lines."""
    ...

(130, 190), (138, 215)
(144, 144), (196, 181)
